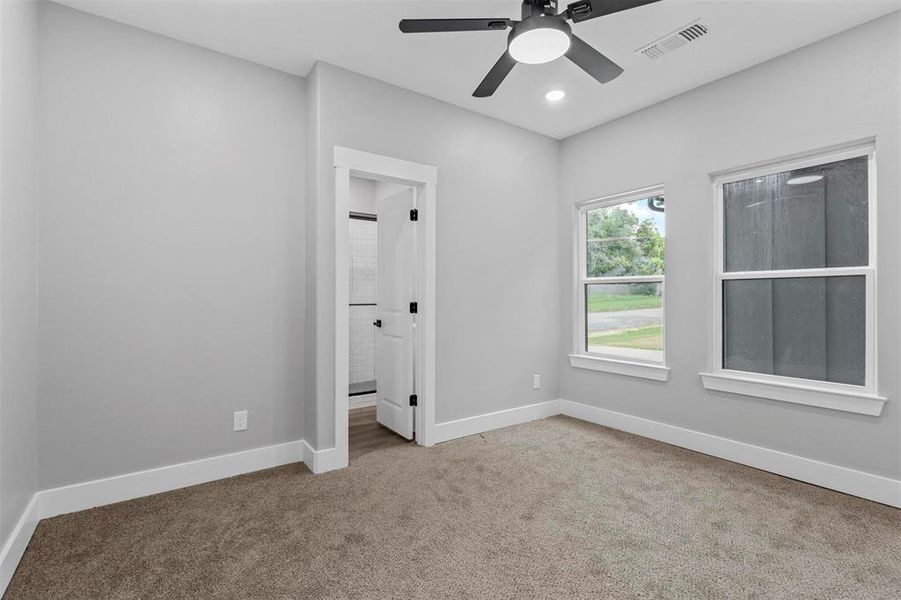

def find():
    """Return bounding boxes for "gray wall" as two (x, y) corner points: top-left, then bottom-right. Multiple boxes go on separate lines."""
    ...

(559, 13), (901, 478)
(38, 3), (307, 488)
(306, 62), (560, 448)
(0, 0), (40, 544)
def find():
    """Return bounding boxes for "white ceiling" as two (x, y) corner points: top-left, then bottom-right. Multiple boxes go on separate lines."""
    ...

(55, 0), (900, 139)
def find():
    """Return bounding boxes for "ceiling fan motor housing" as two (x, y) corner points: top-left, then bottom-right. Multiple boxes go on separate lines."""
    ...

(510, 14), (572, 43)
(521, 0), (559, 19)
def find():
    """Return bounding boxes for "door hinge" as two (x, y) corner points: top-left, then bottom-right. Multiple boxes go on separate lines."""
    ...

(409, 301), (418, 314)
(409, 394), (418, 407)
(410, 208), (418, 222)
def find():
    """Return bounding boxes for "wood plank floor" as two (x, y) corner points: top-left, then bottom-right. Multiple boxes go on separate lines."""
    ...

(349, 406), (410, 460)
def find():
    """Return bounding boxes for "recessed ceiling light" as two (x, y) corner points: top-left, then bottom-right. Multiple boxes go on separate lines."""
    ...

(786, 175), (824, 185)
(545, 89), (566, 102)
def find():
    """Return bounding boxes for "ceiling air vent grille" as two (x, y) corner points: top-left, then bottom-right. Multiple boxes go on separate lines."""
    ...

(636, 20), (708, 60)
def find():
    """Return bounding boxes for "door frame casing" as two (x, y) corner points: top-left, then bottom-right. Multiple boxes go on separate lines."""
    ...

(334, 147), (438, 469)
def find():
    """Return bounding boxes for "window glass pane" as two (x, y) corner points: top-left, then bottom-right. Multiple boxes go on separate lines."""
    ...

(586, 196), (665, 278)
(723, 276), (865, 385)
(586, 282), (663, 361)
(723, 156), (868, 272)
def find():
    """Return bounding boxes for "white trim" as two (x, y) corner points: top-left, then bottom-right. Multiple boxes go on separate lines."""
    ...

(334, 164), (351, 470)
(580, 346), (664, 364)
(301, 441), (344, 475)
(434, 399), (901, 507)
(583, 275), (664, 285)
(866, 149), (878, 390)
(572, 204), (584, 369)
(569, 354), (670, 381)
(333, 147), (437, 186)
(710, 141), (880, 407)
(558, 399), (901, 508)
(699, 371), (886, 416)
(710, 139), (876, 185)
(0, 440), (315, 596)
(39, 441), (305, 519)
(0, 495), (39, 595)
(334, 147), (438, 457)
(3, 399), (897, 598)
(574, 184), (667, 368)
(721, 266), (870, 280)
(578, 184), (665, 211)
(432, 401), (560, 444)
(417, 178), (438, 447)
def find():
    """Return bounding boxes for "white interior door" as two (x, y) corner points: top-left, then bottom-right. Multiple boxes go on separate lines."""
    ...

(375, 187), (416, 439)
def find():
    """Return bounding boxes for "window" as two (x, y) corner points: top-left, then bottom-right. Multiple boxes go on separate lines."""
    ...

(703, 142), (885, 416)
(571, 186), (668, 379)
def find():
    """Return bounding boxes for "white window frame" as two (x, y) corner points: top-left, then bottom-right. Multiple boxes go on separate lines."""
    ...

(569, 184), (670, 382)
(701, 140), (886, 416)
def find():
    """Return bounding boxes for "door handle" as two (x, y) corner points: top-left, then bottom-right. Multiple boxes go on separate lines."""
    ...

(373, 320), (382, 328)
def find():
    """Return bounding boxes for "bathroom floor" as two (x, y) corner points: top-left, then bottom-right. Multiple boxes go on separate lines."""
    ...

(349, 406), (410, 460)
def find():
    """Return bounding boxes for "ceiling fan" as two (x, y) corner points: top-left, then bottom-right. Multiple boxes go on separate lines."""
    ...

(399, 0), (662, 97)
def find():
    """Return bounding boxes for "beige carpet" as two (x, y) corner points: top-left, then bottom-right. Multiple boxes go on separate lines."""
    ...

(6, 416), (901, 599)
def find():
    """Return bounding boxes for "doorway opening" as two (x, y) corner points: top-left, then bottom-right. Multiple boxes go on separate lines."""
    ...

(347, 177), (415, 459)
(333, 147), (437, 470)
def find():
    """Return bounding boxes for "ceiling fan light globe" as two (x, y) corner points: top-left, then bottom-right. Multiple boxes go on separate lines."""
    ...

(509, 27), (571, 64)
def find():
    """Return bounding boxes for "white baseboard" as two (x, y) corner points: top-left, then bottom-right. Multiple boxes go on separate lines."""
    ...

(0, 495), (39, 595)
(301, 441), (346, 474)
(559, 399), (901, 508)
(433, 400), (560, 444)
(3, 399), (897, 598)
(39, 440), (306, 520)
(1, 439), (311, 597)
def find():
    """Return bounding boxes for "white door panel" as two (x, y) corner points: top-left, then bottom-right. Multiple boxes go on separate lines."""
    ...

(375, 188), (415, 439)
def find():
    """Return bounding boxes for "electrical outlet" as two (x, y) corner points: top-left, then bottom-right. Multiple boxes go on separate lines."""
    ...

(233, 410), (248, 432)
(533, 374), (541, 390)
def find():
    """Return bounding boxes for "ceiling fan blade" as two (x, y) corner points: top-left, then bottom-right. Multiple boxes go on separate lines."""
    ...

(473, 52), (516, 98)
(566, 35), (624, 84)
(565, 0), (663, 24)
(399, 18), (512, 33)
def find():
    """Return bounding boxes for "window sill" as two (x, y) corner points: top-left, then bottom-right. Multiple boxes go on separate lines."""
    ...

(699, 371), (886, 416)
(569, 354), (670, 382)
